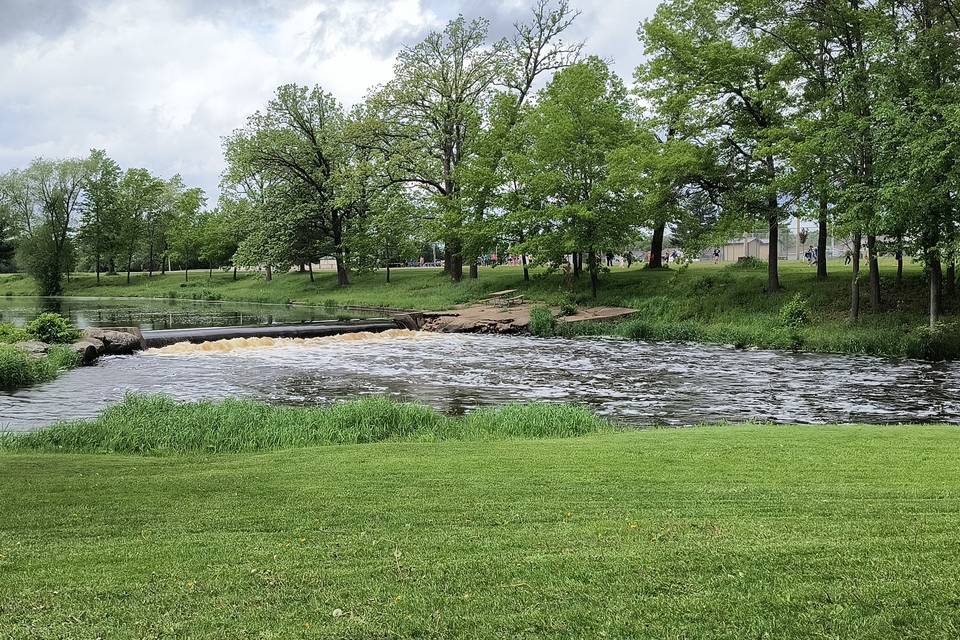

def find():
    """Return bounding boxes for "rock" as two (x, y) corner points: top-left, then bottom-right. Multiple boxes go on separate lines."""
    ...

(83, 328), (146, 355)
(13, 340), (50, 356)
(71, 340), (100, 364)
(75, 336), (106, 355)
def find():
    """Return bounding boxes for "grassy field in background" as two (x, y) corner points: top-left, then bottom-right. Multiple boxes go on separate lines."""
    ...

(0, 258), (947, 356)
(3, 422), (960, 638)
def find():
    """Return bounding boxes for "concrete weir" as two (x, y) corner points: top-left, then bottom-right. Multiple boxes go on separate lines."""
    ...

(142, 319), (403, 348)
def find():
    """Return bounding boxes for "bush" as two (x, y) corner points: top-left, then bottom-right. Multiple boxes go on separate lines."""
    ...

(778, 294), (811, 329)
(726, 256), (766, 270)
(905, 324), (960, 361)
(558, 293), (577, 316)
(0, 323), (29, 344)
(528, 306), (556, 337)
(26, 313), (81, 344)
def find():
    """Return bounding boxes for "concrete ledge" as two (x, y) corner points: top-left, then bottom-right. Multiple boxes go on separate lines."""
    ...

(142, 320), (401, 348)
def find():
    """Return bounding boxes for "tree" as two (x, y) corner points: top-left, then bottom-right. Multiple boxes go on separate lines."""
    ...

(78, 150), (122, 283)
(369, 16), (506, 282)
(516, 57), (637, 297)
(225, 84), (362, 285)
(116, 168), (163, 284)
(165, 185), (206, 281)
(641, 0), (797, 293)
(15, 157), (90, 294)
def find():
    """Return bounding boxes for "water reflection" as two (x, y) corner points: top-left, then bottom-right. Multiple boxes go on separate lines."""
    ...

(0, 296), (375, 330)
(3, 332), (959, 431)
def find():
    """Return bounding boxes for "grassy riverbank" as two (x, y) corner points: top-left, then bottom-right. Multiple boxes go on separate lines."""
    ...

(0, 258), (951, 357)
(2, 402), (959, 638)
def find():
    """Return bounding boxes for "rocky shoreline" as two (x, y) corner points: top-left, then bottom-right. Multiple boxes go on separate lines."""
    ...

(15, 327), (146, 365)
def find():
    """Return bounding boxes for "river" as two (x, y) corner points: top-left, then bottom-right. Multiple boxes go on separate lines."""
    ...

(2, 303), (958, 430)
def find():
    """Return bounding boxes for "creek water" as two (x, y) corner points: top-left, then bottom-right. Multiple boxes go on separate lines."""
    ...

(2, 313), (958, 430)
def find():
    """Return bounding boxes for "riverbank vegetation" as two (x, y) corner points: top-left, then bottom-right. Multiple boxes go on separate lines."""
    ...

(2, 0), (958, 332)
(0, 313), (82, 388)
(2, 395), (608, 454)
(3, 259), (959, 358)
(3, 416), (960, 637)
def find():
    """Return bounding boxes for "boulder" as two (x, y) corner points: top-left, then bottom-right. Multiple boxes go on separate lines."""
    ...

(71, 340), (100, 364)
(13, 340), (50, 356)
(83, 328), (146, 355)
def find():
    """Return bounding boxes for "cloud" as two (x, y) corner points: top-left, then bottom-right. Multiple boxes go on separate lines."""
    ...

(0, 0), (657, 198)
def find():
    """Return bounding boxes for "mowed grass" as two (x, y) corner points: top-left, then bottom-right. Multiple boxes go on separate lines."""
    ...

(2, 424), (960, 638)
(0, 258), (950, 357)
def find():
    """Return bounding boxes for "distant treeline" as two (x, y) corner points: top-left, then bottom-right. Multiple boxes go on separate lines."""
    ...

(1, 0), (958, 326)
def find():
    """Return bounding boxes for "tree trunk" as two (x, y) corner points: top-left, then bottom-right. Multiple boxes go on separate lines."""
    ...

(850, 232), (862, 322)
(469, 261), (478, 279)
(184, 268), (188, 282)
(817, 194), (828, 280)
(447, 238), (463, 282)
(867, 234), (880, 312)
(588, 248), (598, 299)
(649, 222), (665, 268)
(386, 263), (391, 284)
(335, 250), (349, 286)
(308, 262), (314, 283)
(233, 266), (237, 281)
(930, 256), (942, 328)
(946, 261), (956, 299)
(265, 264), (272, 282)
(443, 246), (452, 275)
(126, 256), (132, 285)
(148, 245), (154, 277)
(572, 252), (581, 278)
(208, 263), (213, 279)
(522, 253), (529, 282)
(299, 263), (305, 272)
(95, 254), (101, 284)
(766, 211), (780, 293)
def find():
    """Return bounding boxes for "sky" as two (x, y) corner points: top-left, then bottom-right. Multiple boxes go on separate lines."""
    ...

(0, 0), (659, 200)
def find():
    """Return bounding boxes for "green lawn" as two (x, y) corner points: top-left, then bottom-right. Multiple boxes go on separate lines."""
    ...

(0, 258), (951, 357)
(2, 424), (960, 638)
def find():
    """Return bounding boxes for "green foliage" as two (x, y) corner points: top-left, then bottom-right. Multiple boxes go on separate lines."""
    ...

(558, 293), (577, 316)
(778, 294), (811, 329)
(528, 305), (556, 337)
(26, 313), (80, 344)
(905, 324), (960, 362)
(726, 257), (766, 270)
(2, 394), (609, 454)
(16, 224), (68, 295)
(0, 343), (80, 389)
(0, 323), (29, 344)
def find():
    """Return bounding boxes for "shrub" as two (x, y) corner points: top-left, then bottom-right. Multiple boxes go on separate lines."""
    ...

(26, 313), (81, 344)
(528, 306), (556, 337)
(726, 256), (766, 270)
(905, 324), (960, 361)
(0, 323), (29, 344)
(558, 293), (577, 316)
(778, 294), (811, 329)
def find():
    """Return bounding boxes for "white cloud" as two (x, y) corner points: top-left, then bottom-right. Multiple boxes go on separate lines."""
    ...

(0, 0), (656, 198)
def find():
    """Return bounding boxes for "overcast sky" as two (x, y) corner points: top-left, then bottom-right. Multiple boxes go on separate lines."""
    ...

(0, 0), (659, 199)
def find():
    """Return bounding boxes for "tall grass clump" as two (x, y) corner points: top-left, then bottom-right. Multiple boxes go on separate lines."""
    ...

(528, 305), (556, 337)
(0, 344), (79, 389)
(2, 395), (610, 455)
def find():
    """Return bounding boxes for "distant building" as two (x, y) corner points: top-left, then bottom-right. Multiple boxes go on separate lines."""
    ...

(710, 237), (772, 262)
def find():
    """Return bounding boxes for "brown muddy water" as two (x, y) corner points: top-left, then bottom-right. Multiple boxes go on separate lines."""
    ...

(3, 329), (958, 431)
